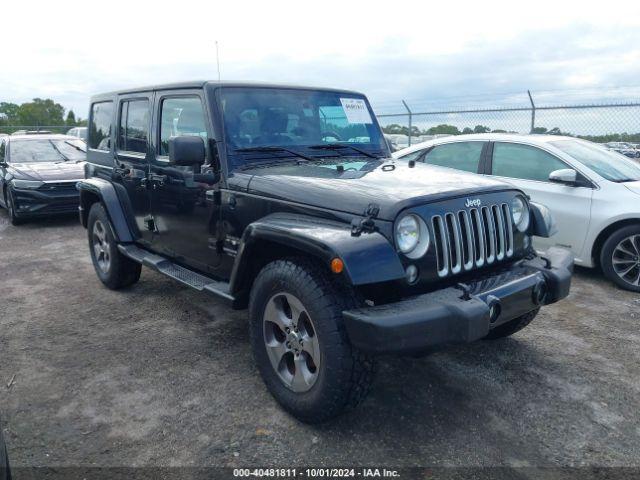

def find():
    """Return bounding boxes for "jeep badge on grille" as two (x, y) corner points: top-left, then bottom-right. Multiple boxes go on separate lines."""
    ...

(465, 198), (482, 208)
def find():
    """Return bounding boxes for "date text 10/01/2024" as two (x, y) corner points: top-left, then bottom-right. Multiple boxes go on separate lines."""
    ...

(232, 468), (401, 477)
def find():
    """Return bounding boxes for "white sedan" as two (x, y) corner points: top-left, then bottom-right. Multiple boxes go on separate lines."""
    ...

(394, 133), (640, 291)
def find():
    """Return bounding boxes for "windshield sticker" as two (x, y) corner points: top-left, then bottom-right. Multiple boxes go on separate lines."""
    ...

(340, 98), (372, 124)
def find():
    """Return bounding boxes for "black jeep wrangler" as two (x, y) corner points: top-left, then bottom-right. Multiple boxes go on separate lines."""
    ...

(78, 81), (572, 422)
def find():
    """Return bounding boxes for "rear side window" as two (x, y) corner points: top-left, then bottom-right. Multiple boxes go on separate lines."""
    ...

(492, 143), (567, 182)
(89, 101), (113, 150)
(422, 142), (484, 173)
(119, 99), (150, 154)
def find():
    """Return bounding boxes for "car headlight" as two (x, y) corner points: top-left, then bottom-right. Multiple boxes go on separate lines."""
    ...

(511, 196), (530, 232)
(395, 214), (430, 258)
(396, 215), (420, 253)
(12, 179), (43, 189)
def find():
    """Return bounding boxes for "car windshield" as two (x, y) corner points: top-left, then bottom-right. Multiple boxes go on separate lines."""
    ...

(219, 87), (388, 169)
(550, 139), (640, 182)
(10, 139), (87, 163)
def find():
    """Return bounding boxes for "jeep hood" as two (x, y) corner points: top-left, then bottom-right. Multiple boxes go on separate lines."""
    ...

(237, 159), (512, 220)
(9, 162), (85, 182)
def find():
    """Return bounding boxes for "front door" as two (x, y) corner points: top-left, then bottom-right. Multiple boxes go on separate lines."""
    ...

(148, 91), (222, 274)
(488, 141), (594, 256)
(113, 94), (154, 245)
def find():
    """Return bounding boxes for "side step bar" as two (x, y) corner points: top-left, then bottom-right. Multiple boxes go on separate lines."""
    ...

(118, 244), (234, 303)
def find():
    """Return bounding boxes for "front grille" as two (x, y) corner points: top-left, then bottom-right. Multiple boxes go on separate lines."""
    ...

(40, 182), (79, 193)
(432, 203), (514, 277)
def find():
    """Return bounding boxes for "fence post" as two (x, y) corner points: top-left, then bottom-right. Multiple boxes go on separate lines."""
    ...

(527, 90), (536, 133)
(402, 100), (412, 146)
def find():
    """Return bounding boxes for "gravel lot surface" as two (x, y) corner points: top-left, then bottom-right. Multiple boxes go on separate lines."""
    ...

(1, 211), (639, 470)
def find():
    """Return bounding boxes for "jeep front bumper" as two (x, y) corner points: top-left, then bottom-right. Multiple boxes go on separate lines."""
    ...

(343, 247), (573, 354)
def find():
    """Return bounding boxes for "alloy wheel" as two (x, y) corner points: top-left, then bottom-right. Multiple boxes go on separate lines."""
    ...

(263, 292), (321, 393)
(612, 234), (640, 286)
(92, 219), (111, 274)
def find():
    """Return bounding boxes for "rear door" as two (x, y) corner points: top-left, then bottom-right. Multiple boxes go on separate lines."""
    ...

(487, 141), (594, 254)
(113, 94), (154, 245)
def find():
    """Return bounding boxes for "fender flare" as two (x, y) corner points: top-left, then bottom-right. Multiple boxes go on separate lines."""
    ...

(229, 213), (406, 295)
(77, 178), (136, 243)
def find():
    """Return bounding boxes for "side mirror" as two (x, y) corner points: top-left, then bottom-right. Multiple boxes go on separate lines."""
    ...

(0, 161), (7, 168)
(168, 136), (206, 166)
(549, 168), (577, 185)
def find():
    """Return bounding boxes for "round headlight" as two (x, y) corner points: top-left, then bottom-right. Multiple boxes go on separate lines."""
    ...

(511, 196), (530, 232)
(396, 214), (420, 254)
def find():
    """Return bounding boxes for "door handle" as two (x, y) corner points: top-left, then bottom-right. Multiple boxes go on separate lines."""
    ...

(149, 174), (168, 186)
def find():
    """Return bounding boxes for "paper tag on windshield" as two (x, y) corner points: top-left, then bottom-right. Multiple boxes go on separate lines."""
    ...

(340, 98), (372, 124)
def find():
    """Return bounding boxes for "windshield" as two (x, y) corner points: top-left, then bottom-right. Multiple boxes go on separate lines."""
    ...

(9, 139), (87, 163)
(219, 87), (388, 169)
(550, 139), (640, 182)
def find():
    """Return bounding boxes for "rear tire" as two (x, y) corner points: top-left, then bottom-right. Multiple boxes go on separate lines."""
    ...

(484, 308), (539, 339)
(249, 258), (375, 423)
(600, 225), (640, 292)
(87, 203), (141, 290)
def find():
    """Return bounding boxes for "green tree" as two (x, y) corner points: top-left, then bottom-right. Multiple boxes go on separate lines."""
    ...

(426, 124), (461, 135)
(462, 127), (473, 134)
(16, 98), (66, 127)
(473, 125), (491, 133)
(66, 110), (77, 126)
(0, 102), (20, 124)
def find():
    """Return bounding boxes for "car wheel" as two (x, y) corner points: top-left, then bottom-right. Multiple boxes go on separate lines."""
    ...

(601, 225), (640, 292)
(5, 191), (23, 226)
(87, 203), (141, 290)
(484, 308), (540, 339)
(249, 258), (375, 423)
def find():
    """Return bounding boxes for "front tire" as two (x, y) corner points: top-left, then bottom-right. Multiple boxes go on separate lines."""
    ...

(601, 225), (640, 292)
(249, 259), (375, 423)
(484, 308), (539, 339)
(87, 203), (141, 290)
(6, 190), (23, 226)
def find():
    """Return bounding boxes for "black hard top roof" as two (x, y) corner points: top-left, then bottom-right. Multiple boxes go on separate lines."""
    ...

(90, 81), (365, 102)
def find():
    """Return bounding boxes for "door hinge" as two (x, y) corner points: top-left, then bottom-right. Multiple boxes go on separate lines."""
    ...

(351, 203), (380, 236)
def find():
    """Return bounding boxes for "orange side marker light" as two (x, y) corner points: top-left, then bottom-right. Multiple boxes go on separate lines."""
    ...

(330, 258), (344, 274)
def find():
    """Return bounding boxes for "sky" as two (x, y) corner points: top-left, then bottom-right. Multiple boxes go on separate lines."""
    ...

(2, 0), (640, 133)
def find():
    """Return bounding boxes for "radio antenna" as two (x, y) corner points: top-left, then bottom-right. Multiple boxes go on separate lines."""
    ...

(215, 41), (221, 82)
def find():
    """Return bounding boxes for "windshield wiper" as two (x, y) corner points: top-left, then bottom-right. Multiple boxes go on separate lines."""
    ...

(234, 146), (314, 161)
(612, 178), (639, 183)
(64, 141), (86, 153)
(308, 143), (378, 159)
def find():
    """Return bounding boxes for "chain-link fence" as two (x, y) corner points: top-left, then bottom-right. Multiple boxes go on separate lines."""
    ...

(374, 90), (640, 148)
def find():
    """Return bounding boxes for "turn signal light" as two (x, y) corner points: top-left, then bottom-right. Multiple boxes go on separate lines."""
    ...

(330, 258), (344, 274)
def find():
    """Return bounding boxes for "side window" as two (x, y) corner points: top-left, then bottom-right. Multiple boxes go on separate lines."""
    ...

(422, 142), (484, 173)
(119, 99), (150, 154)
(398, 149), (425, 162)
(89, 101), (113, 151)
(492, 143), (567, 182)
(159, 97), (207, 156)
